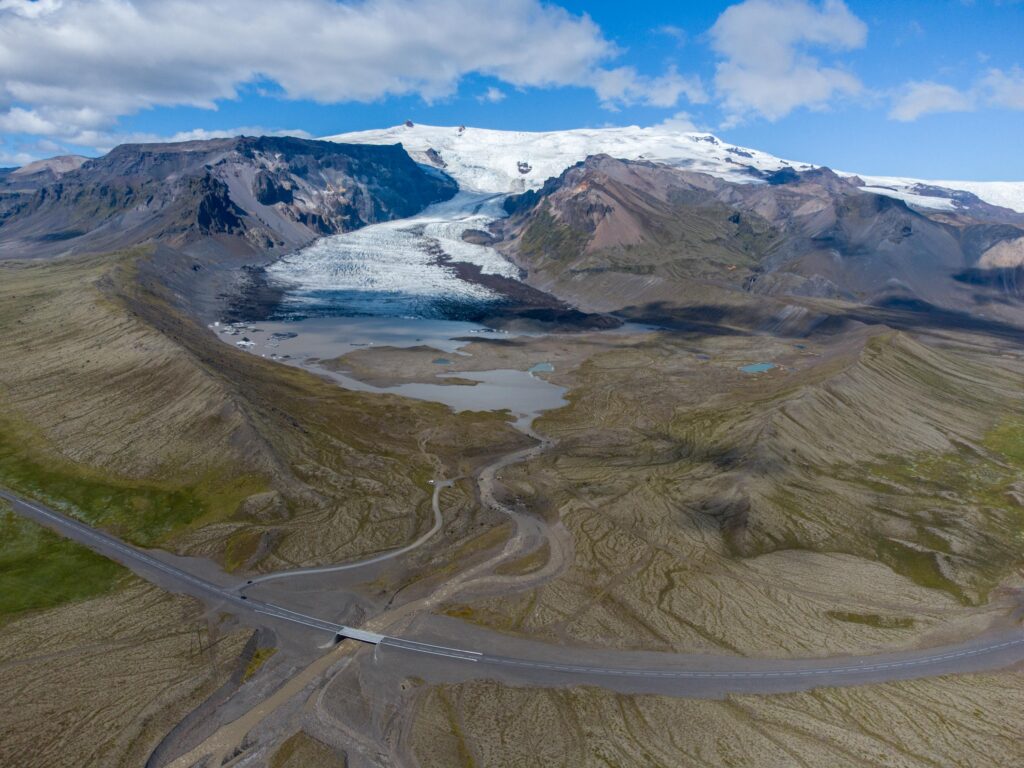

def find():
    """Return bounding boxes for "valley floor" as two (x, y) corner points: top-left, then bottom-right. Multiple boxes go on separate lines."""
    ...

(2, 232), (1024, 767)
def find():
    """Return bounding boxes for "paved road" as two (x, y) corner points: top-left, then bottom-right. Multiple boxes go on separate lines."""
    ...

(4, 489), (1023, 695)
(0, 490), (359, 638)
(378, 630), (1024, 693)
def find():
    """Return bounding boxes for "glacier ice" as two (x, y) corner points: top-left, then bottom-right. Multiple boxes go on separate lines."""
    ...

(268, 192), (519, 319)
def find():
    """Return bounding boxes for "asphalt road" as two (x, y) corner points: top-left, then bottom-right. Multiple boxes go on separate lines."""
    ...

(0, 490), (353, 637)
(4, 488), (1023, 696)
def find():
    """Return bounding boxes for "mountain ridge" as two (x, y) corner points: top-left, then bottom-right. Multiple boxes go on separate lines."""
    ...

(491, 155), (1024, 327)
(0, 135), (457, 261)
(324, 123), (1024, 213)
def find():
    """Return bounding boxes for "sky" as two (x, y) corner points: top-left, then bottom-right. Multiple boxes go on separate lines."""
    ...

(0, 0), (1021, 180)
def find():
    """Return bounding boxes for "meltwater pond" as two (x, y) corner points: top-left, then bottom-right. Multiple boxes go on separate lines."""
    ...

(218, 315), (566, 430)
(740, 362), (777, 373)
(320, 366), (567, 431)
(222, 192), (644, 429)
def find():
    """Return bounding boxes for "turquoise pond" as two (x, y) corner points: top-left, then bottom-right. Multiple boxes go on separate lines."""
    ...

(740, 362), (776, 373)
(529, 362), (555, 373)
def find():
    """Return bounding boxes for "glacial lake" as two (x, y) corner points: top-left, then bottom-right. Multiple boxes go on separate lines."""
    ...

(217, 315), (566, 430)
(221, 191), (654, 430)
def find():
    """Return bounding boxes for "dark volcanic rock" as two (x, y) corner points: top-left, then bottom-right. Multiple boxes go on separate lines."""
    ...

(252, 170), (294, 205)
(425, 148), (447, 168)
(766, 167), (800, 185)
(0, 135), (458, 260)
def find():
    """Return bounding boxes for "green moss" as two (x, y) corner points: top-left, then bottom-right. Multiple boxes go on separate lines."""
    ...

(519, 207), (589, 262)
(242, 646), (277, 681)
(875, 538), (966, 603)
(0, 416), (265, 547)
(0, 505), (124, 622)
(984, 420), (1024, 467)
(224, 527), (265, 572)
(851, 420), (1024, 602)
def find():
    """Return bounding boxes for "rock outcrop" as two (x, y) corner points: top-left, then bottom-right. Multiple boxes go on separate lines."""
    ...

(0, 136), (457, 260)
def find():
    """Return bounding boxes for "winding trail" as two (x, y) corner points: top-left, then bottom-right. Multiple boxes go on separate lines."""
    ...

(237, 479), (453, 591)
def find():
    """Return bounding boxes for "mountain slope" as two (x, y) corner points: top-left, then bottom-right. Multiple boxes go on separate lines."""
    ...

(0, 136), (457, 260)
(493, 156), (1024, 324)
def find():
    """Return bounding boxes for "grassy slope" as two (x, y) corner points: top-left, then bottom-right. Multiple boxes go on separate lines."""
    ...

(0, 501), (125, 621)
(0, 251), (528, 573)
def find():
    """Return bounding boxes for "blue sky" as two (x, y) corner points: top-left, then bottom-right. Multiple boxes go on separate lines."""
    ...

(1, 0), (1021, 179)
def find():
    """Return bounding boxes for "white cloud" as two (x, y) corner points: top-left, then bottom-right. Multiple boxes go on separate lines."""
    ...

(887, 68), (1024, 122)
(0, 0), (702, 146)
(653, 111), (699, 131)
(982, 66), (1024, 109)
(156, 127), (314, 145)
(654, 25), (688, 46)
(889, 81), (975, 121)
(709, 0), (867, 124)
(0, 148), (38, 166)
(592, 65), (707, 110)
(479, 87), (507, 103)
(0, 107), (60, 135)
(1, 125), (314, 166)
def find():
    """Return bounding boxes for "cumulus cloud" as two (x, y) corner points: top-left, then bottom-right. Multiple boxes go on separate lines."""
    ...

(888, 68), (1024, 121)
(709, 0), (867, 125)
(889, 81), (975, 121)
(479, 87), (507, 104)
(653, 111), (699, 131)
(0, 147), (39, 166)
(982, 66), (1024, 109)
(592, 66), (707, 110)
(0, 0), (701, 148)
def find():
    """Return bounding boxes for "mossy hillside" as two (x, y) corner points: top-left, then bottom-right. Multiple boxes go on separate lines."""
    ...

(0, 413), (266, 547)
(0, 502), (125, 622)
(518, 206), (589, 264)
(450, 328), (1024, 654)
(644, 331), (1024, 603)
(0, 253), (273, 540)
(513, 175), (778, 294)
(0, 251), (530, 569)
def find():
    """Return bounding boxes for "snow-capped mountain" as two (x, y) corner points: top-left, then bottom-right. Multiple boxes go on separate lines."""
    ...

(323, 123), (1024, 213)
(324, 123), (795, 193)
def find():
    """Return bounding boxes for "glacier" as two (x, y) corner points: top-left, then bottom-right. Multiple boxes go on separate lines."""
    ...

(267, 192), (520, 319)
(270, 122), (1024, 320)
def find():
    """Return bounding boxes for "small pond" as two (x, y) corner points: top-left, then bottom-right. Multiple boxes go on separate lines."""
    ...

(740, 362), (777, 373)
